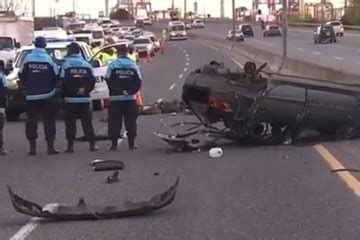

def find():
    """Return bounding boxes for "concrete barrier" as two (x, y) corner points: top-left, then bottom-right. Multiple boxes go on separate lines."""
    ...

(189, 32), (360, 84)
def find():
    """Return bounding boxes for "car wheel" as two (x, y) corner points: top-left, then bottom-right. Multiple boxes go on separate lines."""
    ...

(92, 100), (103, 111)
(334, 38), (337, 43)
(314, 39), (317, 44)
(263, 33), (266, 37)
(341, 33), (344, 36)
(5, 110), (21, 122)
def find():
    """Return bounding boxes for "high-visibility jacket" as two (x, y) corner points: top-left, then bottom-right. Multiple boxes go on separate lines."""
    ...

(127, 52), (138, 63)
(100, 52), (117, 66)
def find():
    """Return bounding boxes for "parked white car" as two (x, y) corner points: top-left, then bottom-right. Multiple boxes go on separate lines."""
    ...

(326, 21), (344, 36)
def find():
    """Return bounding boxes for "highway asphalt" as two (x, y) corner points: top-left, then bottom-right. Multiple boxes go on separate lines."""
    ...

(188, 21), (360, 76)
(2, 37), (360, 240)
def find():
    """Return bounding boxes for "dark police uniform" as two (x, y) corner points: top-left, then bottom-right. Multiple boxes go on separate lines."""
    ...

(60, 53), (97, 152)
(0, 64), (7, 155)
(106, 56), (142, 150)
(19, 41), (59, 155)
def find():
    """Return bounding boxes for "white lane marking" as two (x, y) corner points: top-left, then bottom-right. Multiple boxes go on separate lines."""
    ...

(185, 54), (189, 57)
(186, 62), (189, 66)
(296, 48), (304, 51)
(179, 74), (184, 79)
(174, 44), (177, 47)
(169, 83), (176, 90)
(186, 58), (190, 61)
(333, 56), (344, 61)
(313, 52), (321, 55)
(10, 204), (56, 240)
(229, 56), (244, 68)
(184, 68), (187, 72)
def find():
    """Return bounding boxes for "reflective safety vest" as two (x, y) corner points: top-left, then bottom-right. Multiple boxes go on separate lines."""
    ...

(127, 52), (137, 63)
(100, 52), (117, 65)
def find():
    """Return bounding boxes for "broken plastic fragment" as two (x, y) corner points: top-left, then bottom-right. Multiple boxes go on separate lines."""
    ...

(90, 159), (125, 171)
(209, 147), (223, 158)
(106, 171), (120, 184)
(7, 177), (180, 221)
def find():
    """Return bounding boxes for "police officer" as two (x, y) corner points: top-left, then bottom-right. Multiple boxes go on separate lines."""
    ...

(60, 42), (98, 153)
(19, 36), (59, 156)
(106, 44), (142, 150)
(0, 60), (8, 155)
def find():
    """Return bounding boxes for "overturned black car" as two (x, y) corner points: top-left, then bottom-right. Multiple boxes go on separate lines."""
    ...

(157, 61), (360, 149)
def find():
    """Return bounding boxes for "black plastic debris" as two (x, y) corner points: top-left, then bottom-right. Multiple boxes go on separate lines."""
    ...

(331, 168), (360, 173)
(90, 159), (125, 172)
(7, 177), (180, 221)
(105, 171), (120, 184)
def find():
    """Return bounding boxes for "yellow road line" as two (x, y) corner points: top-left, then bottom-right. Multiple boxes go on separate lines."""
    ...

(314, 144), (360, 198)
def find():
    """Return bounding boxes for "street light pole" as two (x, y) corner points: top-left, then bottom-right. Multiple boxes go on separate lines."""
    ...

(172, 0), (174, 9)
(184, 0), (187, 20)
(282, 0), (288, 58)
(32, 0), (35, 17)
(232, 0), (236, 41)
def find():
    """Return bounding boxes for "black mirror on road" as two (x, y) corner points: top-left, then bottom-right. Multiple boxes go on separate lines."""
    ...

(90, 59), (101, 68)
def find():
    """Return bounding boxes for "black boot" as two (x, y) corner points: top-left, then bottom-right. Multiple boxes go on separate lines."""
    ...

(109, 139), (118, 151)
(89, 141), (99, 152)
(0, 144), (7, 155)
(128, 138), (138, 150)
(28, 140), (36, 156)
(47, 140), (59, 155)
(65, 139), (75, 153)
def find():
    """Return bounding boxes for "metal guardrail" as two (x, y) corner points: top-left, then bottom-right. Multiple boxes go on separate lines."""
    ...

(197, 18), (360, 31)
(288, 22), (360, 31)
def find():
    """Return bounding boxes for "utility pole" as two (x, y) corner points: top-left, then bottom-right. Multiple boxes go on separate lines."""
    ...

(184, 0), (187, 19)
(105, 0), (109, 17)
(32, 0), (35, 17)
(232, 0), (236, 41)
(73, 0), (76, 12)
(172, 0), (174, 9)
(282, 0), (288, 58)
(220, 0), (225, 19)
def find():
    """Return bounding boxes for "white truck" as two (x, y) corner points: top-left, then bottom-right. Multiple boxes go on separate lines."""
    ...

(0, 16), (34, 64)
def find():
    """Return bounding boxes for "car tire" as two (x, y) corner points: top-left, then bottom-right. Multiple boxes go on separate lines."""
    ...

(92, 100), (103, 111)
(334, 38), (337, 43)
(314, 40), (317, 44)
(263, 33), (266, 37)
(5, 110), (20, 122)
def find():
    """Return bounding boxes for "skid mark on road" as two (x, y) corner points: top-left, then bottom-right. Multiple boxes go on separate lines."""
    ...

(315, 144), (360, 198)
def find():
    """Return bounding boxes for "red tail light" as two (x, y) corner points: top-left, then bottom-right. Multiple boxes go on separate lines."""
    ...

(208, 96), (232, 111)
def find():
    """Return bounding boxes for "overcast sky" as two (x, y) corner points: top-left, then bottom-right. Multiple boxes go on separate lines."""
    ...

(35, 0), (345, 17)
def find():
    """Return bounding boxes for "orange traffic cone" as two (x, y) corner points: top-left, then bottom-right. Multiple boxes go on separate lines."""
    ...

(136, 91), (144, 112)
(146, 50), (152, 63)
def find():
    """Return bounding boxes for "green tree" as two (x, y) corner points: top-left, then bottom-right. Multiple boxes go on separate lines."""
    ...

(341, 0), (360, 25)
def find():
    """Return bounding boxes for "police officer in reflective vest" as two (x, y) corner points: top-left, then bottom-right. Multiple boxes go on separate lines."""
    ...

(19, 36), (59, 155)
(60, 42), (98, 153)
(106, 44), (142, 150)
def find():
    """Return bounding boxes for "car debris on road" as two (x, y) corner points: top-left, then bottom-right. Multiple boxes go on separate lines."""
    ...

(7, 177), (179, 221)
(90, 159), (125, 171)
